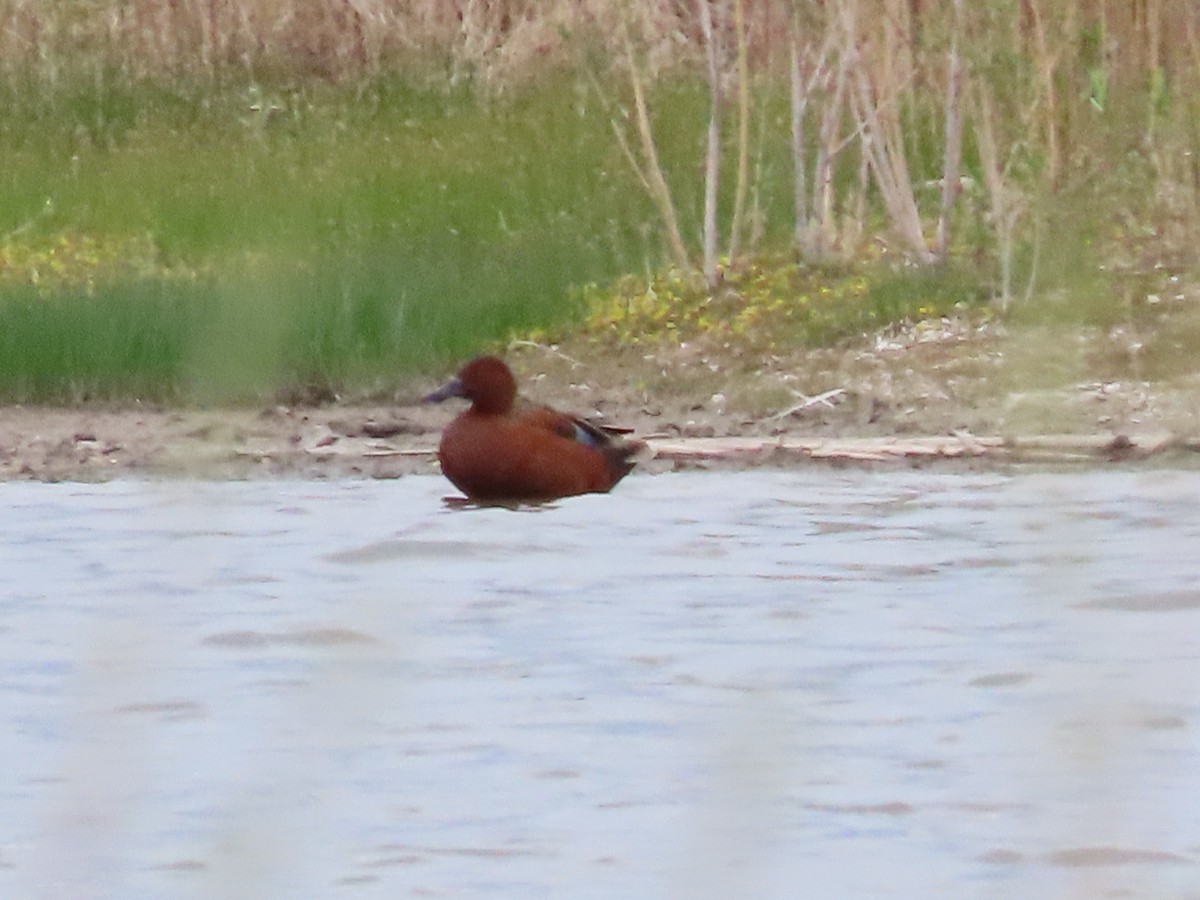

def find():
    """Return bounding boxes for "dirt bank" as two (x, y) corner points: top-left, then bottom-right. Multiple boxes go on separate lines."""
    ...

(3, 315), (1200, 482)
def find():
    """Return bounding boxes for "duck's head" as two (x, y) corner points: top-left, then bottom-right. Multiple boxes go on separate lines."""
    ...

(423, 355), (518, 415)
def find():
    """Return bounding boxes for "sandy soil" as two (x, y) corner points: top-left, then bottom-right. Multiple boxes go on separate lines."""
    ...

(3, 315), (1200, 482)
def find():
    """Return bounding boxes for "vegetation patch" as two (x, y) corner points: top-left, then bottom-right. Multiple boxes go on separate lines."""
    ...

(0, 2), (1196, 407)
(555, 257), (993, 356)
(0, 76), (661, 404)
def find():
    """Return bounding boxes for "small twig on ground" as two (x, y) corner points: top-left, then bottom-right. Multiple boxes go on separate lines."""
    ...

(506, 340), (583, 367)
(763, 387), (848, 421)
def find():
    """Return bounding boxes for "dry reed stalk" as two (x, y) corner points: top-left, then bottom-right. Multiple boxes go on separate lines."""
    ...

(789, 2), (847, 261)
(973, 80), (1026, 308)
(727, 0), (751, 260)
(616, 8), (692, 272)
(932, 0), (964, 262)
(810, 47), (852, 260)
(840, 0), (933, 263)
(698, 0), (722, 286)
(789, 17), (809, 237)
(1023, 0), (1070, 185)
(1181, 6), (1200, 202)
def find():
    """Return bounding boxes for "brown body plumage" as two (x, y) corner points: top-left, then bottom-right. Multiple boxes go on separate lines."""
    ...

(424, 356), (640, 502)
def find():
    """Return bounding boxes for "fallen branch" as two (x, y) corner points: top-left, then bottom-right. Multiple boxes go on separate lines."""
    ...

(645, 433), (1003, 461)
(506, 339), (583, 367)
(762, 387), (848, 421)
(643, 431), (1187, 464)
(282, 430), (1188, 467)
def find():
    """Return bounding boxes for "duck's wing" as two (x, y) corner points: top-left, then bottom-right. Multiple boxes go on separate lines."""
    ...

(517, 403), (625, 445)
(517, 404), (581, 440)
(566, 414), (611, 447)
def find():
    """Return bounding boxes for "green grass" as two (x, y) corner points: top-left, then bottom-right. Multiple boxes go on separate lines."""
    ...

(6, 69), (962, 406)
(0, 75), (668, 403)
(0, 280), (193, 403)
(0, 61), (1172, 406)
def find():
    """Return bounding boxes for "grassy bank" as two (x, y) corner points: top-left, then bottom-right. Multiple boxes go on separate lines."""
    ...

(0, 76), (672, 403)
(1, 1), (1197, 405)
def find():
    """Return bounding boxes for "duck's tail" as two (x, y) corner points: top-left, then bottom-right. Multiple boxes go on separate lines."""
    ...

(573, 419), (645, 487)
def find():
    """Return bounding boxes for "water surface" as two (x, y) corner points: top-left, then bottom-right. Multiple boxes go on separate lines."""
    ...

(3, 469), (1200, 899)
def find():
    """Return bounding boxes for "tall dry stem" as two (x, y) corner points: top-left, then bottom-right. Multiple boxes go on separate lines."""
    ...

(617, 11), (692, 272)
(698, 0), (722, 286)
(727, 0), (751, 260)
(973, 79), (1030, 308)
(933, 0), (964, 262)
(789, 17), (810, 237)
(790, 4), (845, 261)
(841, 0), (933, 262)
(1023, 0), (1073, 185)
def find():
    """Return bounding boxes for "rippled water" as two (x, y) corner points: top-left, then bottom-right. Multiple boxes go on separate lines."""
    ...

(3, 468), (1200, 899)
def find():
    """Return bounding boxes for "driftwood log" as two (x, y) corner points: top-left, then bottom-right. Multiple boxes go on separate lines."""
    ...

(641, 431), (1188, 464)
(298, 430), (1193, 465)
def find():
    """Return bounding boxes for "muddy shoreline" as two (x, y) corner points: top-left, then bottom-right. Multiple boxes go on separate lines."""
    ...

(4, 317), (1199, 482)
(1, 403), (1194, 484)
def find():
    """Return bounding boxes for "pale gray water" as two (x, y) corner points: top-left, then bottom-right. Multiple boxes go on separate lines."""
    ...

(3, 469), (1200, 899)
